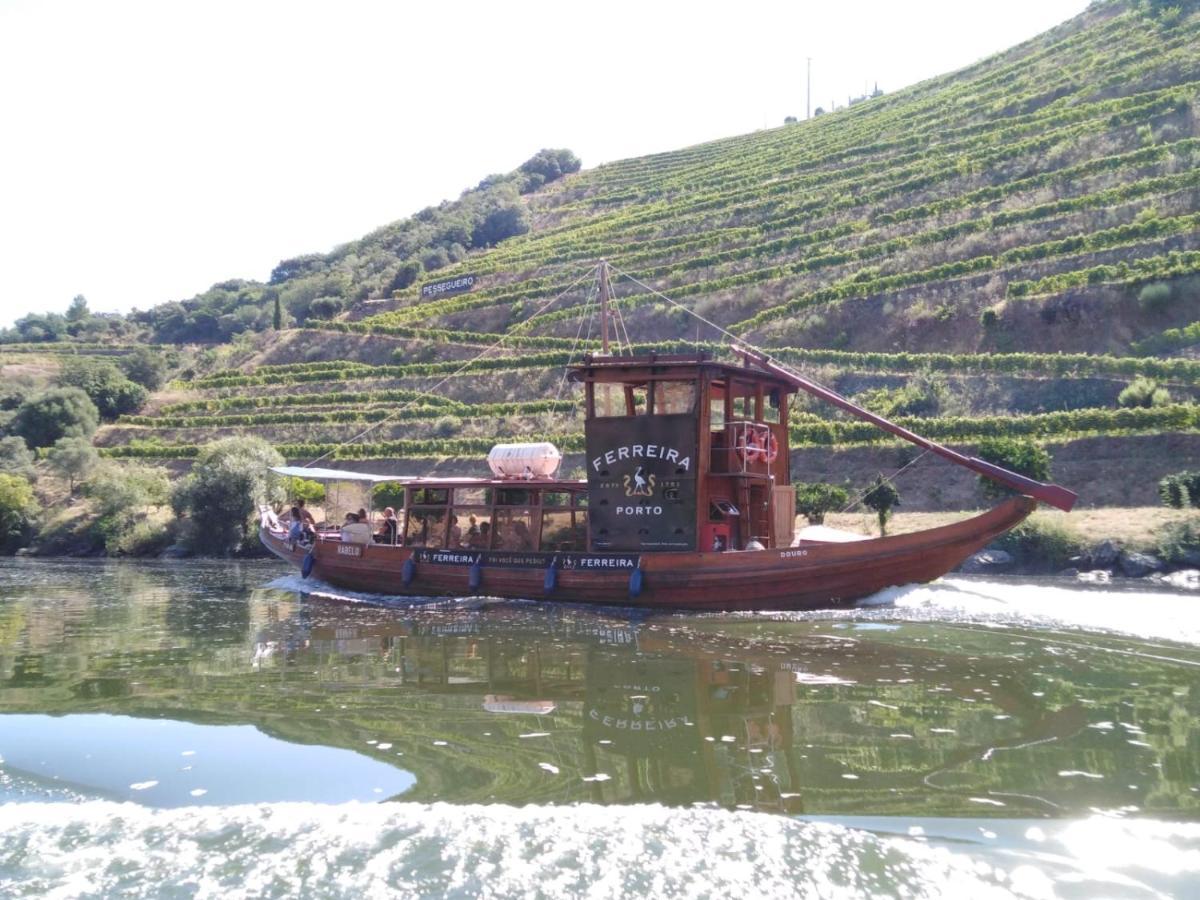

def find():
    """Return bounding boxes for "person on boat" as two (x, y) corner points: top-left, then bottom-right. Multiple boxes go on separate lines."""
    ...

(295, 499), (317, 529)
(375, 507), (399, 545)
(286, 506), (312, 544)
(449, 514), (462, 547)
(478, 521), (492, 549)
(356, 507), (369, 526)
(509, 520), (534, 551)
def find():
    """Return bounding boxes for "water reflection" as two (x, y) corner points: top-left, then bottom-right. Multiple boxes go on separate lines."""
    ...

(1, 559), (1198, 819)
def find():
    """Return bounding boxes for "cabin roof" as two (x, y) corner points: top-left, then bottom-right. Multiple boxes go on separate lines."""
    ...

(566, 352), (797, 391)
(271, 466), (586, 490)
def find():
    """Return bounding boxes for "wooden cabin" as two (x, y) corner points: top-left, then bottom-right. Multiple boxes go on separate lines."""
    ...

(568, 352), (799, 553)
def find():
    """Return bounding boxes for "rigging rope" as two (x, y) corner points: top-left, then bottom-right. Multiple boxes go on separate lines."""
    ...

(302, 264), (599, 469)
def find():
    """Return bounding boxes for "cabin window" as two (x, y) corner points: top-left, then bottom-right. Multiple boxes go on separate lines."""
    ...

(454, 486), (492, 506)
(653, 381), (695, 415)
(762, 389), (781, 424)
(496, 487), (535, 506)
(540, 510), (586, 551)
(453, 510), (490, 549)
(572, 491), (588, 508)
(543, 491), (571, 507)
(709, 395), (726, 429)
(492, 508), (535, 551)
(405, 509), (448, 548)
(410, 488), (448, 506)
(628, 385), (649, 415)
(594, 383), (625, 418)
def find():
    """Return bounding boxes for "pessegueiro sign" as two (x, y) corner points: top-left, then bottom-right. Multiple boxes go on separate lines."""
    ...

(420, 274), (478, 300)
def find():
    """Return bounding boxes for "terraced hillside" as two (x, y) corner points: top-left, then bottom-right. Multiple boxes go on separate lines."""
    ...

(99, 0), (1200, 508)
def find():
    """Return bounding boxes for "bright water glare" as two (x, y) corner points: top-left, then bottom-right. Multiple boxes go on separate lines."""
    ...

(1, 558), (1198, 898)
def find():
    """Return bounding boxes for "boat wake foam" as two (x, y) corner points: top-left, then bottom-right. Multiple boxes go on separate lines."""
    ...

(3, 801), (1195, 899)
(858, 577), (1200, 646)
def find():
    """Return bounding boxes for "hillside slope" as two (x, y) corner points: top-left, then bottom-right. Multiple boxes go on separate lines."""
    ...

(96, 0), (1200, 509)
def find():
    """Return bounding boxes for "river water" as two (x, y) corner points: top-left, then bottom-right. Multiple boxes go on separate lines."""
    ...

(0, 559), (1197, 898)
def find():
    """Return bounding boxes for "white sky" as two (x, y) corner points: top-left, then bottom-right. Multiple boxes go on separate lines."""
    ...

(0, 0), (1090, 328)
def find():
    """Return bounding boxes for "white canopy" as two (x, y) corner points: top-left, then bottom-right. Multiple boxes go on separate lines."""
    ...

(269, 465), (406, 484)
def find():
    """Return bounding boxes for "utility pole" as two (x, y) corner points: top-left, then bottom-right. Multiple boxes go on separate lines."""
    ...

(806, 57), (812, 120)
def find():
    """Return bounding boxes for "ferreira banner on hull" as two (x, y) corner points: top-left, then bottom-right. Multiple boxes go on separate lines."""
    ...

(412, 549), (641, 570)
(585, 413), (697, 552)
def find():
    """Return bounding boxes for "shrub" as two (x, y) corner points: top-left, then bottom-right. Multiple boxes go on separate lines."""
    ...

(1159, 471), (1200, 508)
(994, 516), (1085, 571)
(433, 415), (463, 437)
(0, 436), (36, 481)
(976, 437), (1051, 501)
(283, 476), (326, 505)
(12, 387), (99, 448)
(862, 476), (900, 536)
(373, 482), (406, 511)
(794, 482), (849, 525)
(118, 347), (168, 390)
(171, 436), (284, 555)
(1157, 519), (1200, 564)
(57, 357), (147, 419)
(0, 473), (34, 552)
(1118, 376), (1170, 408)
(1138, 282), (1172, 312)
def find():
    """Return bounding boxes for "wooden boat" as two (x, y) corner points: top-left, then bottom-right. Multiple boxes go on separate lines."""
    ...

(261, 263), (1075, 611)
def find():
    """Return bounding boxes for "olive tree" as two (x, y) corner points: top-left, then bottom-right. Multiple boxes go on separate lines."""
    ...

(862, 476), (901, 536)
(46, 436), (100, 492)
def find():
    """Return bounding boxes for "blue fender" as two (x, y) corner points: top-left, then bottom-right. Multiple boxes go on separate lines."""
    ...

(301, 552), (315, 579)
(468, 559), (483, 592)
(543, 565), (557, 595)
(628, 567), (644, 598)
(401, 557), (416, 587)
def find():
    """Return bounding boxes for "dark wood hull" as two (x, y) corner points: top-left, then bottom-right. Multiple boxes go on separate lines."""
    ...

(261, 496), (1036, 612)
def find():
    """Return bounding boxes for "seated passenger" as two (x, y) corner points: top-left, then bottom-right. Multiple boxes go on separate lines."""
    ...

(375, 507), (399, 545)
(508, 520), (534, 551)
(477, 521), (492, 549)
(286, 507), (309, 543)
(448, 515), (462, 547)
(340, 513), (372, 545)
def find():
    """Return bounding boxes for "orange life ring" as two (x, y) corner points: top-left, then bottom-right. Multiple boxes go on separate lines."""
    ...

(737, 428), (765, 463)
(763, 433), (780, 464)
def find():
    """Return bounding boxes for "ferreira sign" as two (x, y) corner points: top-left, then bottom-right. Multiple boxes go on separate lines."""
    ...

(586, 414), (698, 552)
(419, 274), (477, 300)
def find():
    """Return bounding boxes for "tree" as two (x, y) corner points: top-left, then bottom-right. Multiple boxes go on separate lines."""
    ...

(976, 437), (1051, 501)
(862, 475), (900, 536)
(0, 436), (36, 482)
(794, 482), (849, 525)
(472, 203), (530, 248)
(84, 460), (171, 551)
(282, 476), (325, 505)
(12, 387), (99, 448)
(0, 473), (34, 553)
(273, 293), (283, 331)
(118, 347), (168, 390)
(57, 357), (148, 419)
(46, 436), (99, 492)
(171, 436), (284, 555)
(66, 294), (90, 323)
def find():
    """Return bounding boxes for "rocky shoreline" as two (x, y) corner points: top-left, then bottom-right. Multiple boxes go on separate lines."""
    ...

(960, 537), (1200, 589)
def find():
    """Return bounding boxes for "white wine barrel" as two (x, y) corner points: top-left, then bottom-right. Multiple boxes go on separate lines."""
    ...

(487, 442), (562, 479)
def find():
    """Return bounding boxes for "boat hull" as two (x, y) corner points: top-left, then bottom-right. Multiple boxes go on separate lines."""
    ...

(262, 497), (1036, 612)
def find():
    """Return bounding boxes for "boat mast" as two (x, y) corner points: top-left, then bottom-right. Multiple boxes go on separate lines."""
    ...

(598, 259), (612, 356)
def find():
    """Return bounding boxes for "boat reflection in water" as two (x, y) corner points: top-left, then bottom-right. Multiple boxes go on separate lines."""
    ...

(246, 590), (1147, 819)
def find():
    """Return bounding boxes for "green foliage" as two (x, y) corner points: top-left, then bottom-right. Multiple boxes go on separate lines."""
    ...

(518, 149), (582, 193)
(976, 437), (1052, 500)
(372, 482), (406, 510)
(855, 376), (945, 418)
(1158, 471), (1200, 508)
(0, 436), (36, 482)
(171, 436), (284, 555)
(283, 476), (326, 504)
(794, 482), (849, 525)
(1138, 281), (1173, 312)
(862, 476), (900, 535)
(117, 347), (168, 390)
(46, 436), (99, 491)
(12, 387), (99, 449)
(57, 357), (147, 419)
(1156, 518), (1200, 564)
(0, 473), (34, 552)
(994, 516), (1085, 571)
(1118, 376), (1171, 408)
(84, 461), (171, 554)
